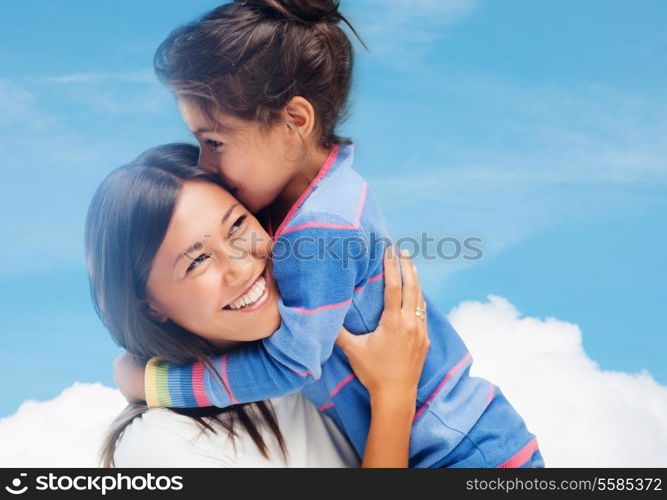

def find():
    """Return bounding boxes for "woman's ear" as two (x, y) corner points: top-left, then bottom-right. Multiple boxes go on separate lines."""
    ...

(143, 300), (168, 324)
(283, 96), (316, 143)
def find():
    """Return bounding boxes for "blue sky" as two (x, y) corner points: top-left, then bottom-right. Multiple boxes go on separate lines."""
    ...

(1, 0), (665, 418)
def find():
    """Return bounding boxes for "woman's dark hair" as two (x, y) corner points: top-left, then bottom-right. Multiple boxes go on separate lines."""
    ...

(84, 143), (286, 467)
(154, 0), (365, 147)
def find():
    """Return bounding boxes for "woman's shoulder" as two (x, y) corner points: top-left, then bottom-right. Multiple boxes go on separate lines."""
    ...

(113, 393), (358, 468)
(112, 394), (310, 468)
(113, 407), (235, 468)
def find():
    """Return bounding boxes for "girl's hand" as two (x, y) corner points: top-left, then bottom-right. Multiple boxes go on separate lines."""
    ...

(336, 248), (430, 407)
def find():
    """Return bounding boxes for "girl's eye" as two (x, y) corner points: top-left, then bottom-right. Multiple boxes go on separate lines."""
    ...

(186, 253), (212, 274)
(229, 214), (247, 235)
(205, 139), (223, 150)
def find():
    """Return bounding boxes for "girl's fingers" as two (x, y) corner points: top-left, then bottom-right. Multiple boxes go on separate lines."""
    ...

(399, 249), (419, 316)
(382, 246), (401, 316)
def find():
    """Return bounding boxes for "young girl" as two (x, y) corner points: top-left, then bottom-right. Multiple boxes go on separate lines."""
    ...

(117, 0), (543, 468)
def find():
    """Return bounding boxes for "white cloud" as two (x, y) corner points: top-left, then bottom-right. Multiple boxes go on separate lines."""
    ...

(2, 296), (665, 467)
(0, 383), (126, 467)
(449, 295), (667, 467)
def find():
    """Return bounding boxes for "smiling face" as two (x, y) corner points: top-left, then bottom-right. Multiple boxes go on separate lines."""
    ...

(179, 99), (297, 214)
(145, 180), (281, 349)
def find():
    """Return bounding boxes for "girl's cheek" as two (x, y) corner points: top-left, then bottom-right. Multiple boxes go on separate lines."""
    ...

(243, 183), (273, 201)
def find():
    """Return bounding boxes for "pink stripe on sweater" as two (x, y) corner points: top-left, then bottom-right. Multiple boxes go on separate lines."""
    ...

(354, 183), (368, 224)
(367, 271), (385, 284)
(318, 402), (335, 412)
(497, 438), (539, 468)
(486, 383), (496, 406)
(289, 367), (314, 378)
(293, 298), (352, 315)
(192, 363), (212, 407)
(354, 271), (385, 292)
(221, 354), (239, 404)
(279, 182), (368, 237)
(329, 374), (356, 398)
(281, 221), (358, 235)
(274, 145), (340, 238)
(414, 352), (472, 420)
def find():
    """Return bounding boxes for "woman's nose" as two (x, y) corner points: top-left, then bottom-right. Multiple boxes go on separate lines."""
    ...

(219, 251), (254, 288)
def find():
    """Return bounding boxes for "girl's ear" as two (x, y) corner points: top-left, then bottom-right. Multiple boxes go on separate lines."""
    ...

(143, 300), (168, 324)
(283, 96), (316, 142)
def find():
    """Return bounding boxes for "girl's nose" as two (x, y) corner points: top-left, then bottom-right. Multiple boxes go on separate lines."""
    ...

(197, 150), (213, 172)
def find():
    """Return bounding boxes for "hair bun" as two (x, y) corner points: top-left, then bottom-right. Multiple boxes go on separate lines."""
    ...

(239, 0), (343, 24)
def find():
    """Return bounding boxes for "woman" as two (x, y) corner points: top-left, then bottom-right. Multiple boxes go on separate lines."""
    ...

(86, 143), (429, 467)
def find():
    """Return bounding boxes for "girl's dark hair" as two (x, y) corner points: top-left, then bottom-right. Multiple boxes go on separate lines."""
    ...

(84, 143), (286, 467)
(154, 0), (365, 147)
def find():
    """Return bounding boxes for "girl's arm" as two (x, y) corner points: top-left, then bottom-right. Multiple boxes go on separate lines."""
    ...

(336, 249), (429, 468)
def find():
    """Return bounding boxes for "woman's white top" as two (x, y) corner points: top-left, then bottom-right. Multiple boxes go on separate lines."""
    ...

(114, 392), (360, 468)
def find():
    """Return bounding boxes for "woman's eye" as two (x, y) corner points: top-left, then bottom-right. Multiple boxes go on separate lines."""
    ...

(186, 253), (212, 274)
(229, 214), (247, 235)
(205, 139), (223, 150)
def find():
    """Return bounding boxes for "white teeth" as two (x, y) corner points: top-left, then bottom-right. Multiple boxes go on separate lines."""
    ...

(226, 275), (266, 310)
